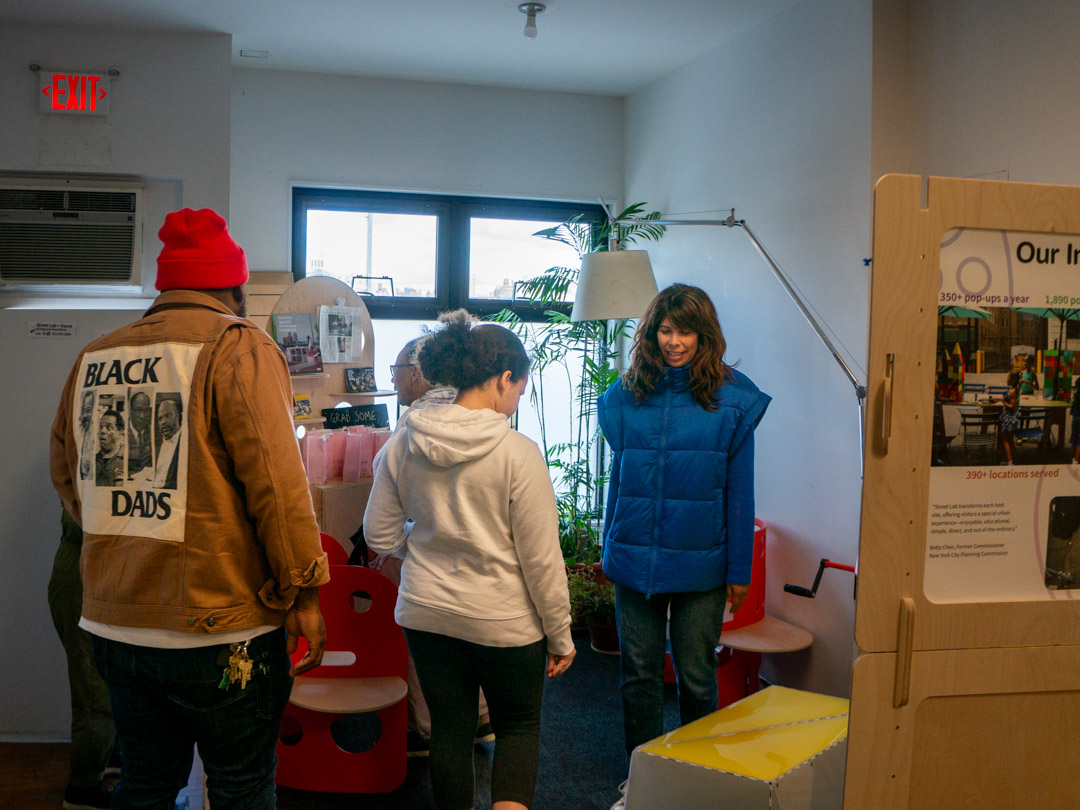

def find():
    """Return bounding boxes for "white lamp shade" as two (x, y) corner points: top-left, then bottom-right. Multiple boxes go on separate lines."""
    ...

(571, 250), (659, 322)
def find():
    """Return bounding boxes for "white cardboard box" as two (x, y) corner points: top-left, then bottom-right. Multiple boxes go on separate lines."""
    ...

(625, 686), (849, 810)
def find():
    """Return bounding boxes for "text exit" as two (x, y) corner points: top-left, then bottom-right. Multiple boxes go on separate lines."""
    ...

(39, 71), (111, 116)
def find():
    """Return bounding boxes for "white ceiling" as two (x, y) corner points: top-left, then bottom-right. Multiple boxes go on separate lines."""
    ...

(1, 0), (802, 95)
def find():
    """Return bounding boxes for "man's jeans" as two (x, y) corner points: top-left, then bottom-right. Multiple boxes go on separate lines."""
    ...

(92, 627), (293, 810)
(614, 583), (726, 754)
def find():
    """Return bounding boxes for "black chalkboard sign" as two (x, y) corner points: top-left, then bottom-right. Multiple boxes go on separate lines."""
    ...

(320, 403), (389, 429)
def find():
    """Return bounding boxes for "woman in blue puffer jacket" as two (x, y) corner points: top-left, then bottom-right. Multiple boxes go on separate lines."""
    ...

(598, 283), (770, 756)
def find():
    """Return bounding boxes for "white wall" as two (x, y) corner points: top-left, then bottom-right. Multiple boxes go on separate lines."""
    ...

(0, 42), (624, 739)
(0, 25), (233, 739)
(625, 0), (874, 696)
(7, 0), (1074, 738)
(229, 69), (624, 271)
(908, 0), (1080, 185)
(0, 24), (232, 212)
(0, 25), (231, 303)
(0, 307), (146, 740)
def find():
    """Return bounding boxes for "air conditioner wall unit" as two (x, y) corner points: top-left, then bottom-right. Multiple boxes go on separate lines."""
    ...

(0, 176), (143, 286)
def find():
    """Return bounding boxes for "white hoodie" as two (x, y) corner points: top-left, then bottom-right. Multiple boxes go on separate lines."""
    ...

(363, 403), (573, 656)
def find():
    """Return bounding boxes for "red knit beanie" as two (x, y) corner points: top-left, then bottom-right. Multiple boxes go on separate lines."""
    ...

(155, 208), (249, 291)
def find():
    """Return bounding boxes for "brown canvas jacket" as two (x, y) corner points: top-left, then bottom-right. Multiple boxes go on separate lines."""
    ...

(50, 290), (329, 634)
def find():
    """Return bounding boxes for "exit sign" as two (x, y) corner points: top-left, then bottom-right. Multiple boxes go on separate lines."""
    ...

(39, 71), (110, 116)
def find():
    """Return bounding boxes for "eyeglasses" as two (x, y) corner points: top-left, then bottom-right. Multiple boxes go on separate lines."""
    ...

(389, 364), (415, 380)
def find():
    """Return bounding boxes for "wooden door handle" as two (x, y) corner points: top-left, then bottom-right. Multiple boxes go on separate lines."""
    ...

(881, 353), (895, 455)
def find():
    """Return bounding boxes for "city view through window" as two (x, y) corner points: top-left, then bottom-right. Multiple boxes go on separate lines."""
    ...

(305, 210), (579, 303)
(305, 208), (589, 457)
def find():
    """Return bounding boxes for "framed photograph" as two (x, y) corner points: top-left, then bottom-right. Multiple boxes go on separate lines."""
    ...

(292, 394), (313, 418)
(272, 313), (324, 375)
(345, 366), (378, 393)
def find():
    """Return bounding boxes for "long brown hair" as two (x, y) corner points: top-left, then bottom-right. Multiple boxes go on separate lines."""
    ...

(624, 283), (732, 410)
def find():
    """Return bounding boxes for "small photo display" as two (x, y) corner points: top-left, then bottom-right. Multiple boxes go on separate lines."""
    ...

(1046, 496), (1080, 590)
(292, 394), (313, 418)
(272, 313), (324, 376)
(345, 366), (378, 394)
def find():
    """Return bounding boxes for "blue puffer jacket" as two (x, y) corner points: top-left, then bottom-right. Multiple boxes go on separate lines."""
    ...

(597, 366), (770, 595)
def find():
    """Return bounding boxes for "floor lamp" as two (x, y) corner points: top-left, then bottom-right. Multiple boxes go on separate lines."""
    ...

(567, 250), (659, 532)
(571, 209), (868, 466)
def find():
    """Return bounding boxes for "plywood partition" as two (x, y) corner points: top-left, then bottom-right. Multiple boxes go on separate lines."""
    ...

(845, 175), (1080, 808)
(270, 275), (379, 418)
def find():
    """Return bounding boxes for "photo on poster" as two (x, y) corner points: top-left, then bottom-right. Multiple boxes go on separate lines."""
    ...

(73, 342), (199, 544)
(932, 304), (1074, 468)
(344, 366), (377, 393)
(127, 387), (154, 482)
(293, 393), (313, 418)
(1046, 496), (1080, 590)
(94, 402), (125, 488)
(924, 227), (1080, 605)
(318, 305), (366, 364)
(272, 313), (324, 375)
(152, 393), (183, 490)
(76, 389), (96, 481)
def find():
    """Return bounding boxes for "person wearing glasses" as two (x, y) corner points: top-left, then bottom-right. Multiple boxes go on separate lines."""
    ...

(390, 333), (457, 426)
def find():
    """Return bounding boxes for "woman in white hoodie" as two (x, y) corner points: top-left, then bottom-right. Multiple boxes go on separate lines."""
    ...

(364, 313), (575, 810)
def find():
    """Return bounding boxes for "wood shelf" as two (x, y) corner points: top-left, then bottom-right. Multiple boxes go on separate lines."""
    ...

(331, 390), (396, 398)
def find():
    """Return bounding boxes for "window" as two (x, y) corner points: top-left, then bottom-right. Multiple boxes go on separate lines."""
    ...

(294, 188), (606, 454)
(292, 188), (605, 321)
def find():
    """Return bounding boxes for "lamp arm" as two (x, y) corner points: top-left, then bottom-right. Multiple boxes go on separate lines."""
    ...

(738, 220), (866, 403)
(650, 214), (867, 405)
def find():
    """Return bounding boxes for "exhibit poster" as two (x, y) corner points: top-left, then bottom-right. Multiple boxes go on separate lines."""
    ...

(928, 228), (1080, 603)
(319, 305), (366, 364)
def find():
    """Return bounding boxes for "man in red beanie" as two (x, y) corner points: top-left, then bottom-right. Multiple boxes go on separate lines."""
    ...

(50, 208), (328, 809)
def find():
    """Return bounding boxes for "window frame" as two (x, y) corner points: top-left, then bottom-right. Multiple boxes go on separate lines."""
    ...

(291, 187), (606, 321)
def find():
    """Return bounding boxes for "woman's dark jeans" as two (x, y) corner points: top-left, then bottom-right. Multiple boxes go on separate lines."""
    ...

(614, 583), (726, 754)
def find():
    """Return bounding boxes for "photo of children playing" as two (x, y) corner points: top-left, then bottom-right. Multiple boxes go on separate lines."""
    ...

(932, 305), (1078, 467)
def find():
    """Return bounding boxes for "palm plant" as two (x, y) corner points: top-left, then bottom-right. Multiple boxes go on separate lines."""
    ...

(494, 203), (665, 563)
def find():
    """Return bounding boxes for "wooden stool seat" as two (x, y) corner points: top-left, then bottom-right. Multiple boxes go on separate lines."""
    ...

(718, 614), (813, 654)
(715, 615), (813, 707)
(290, 675), (408, 714)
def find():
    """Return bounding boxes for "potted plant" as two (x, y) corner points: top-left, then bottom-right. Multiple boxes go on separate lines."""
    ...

(566, 566), (594, 631)
(494, 203), (666, 567)
(566, 566), (619, 652)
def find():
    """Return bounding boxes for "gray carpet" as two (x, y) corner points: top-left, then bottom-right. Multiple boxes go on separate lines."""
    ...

(276, 632), (680, 810)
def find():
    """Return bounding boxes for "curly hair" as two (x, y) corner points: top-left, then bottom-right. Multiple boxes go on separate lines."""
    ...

(418, 309), (530, 391)
(624, 283), (732, 410)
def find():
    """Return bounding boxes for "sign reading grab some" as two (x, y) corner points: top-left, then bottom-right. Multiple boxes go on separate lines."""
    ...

(39, 71), (110, 116)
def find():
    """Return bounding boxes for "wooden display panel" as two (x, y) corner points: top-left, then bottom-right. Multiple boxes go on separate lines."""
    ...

(269, 275), (380, 419)
(270, 276), (390, 541)
(847, 174), (1080, 807)
(858, 174), (1080, 653)
(846, 644), (1080, 809)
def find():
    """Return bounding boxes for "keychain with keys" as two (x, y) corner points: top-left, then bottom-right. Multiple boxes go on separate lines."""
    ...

(218, 640), (254, 690)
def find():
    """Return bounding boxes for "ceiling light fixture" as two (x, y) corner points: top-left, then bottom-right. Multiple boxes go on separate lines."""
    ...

(519, 3), (545, 40)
